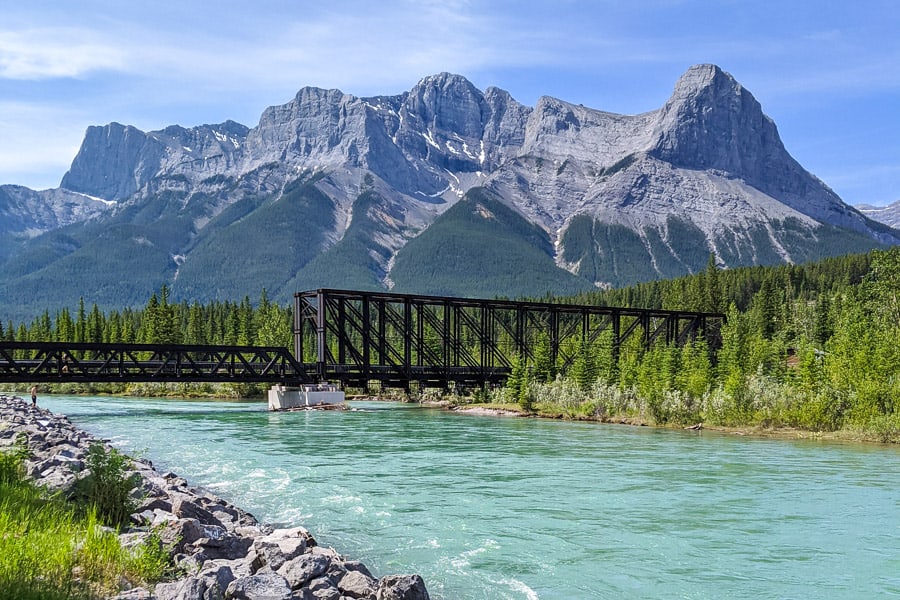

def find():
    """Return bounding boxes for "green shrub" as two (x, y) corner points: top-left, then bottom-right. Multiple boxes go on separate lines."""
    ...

(125, 527), (175, 584)
(74, 443), (140, 529)
(864, 414), (900, 444)
(0, 433), (28, 485)
(0, 443), (174, 599)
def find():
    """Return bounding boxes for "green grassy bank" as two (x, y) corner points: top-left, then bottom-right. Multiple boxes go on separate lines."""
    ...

(0, 436), (172, 600)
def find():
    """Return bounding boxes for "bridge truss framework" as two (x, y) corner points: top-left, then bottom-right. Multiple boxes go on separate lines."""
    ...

(0, 290), (724, 389)
(0, 342), (310, 385)
(295, 289), (725, 390)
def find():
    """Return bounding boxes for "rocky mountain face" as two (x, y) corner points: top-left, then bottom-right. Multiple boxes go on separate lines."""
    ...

(0, 185), (112, 250)
(2, 64), (897, 320)
(856, 200), (900, 229)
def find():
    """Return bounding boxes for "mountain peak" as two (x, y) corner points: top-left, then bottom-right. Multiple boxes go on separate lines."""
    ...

(652, 63), (776, 174)
(664, 64), (748, 113)
(413, 72), (478, 92)
(672, 64), (733, 93)
(403, 72), (487, 142)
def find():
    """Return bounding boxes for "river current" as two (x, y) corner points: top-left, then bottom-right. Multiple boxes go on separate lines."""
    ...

(38, 395), (900, 599)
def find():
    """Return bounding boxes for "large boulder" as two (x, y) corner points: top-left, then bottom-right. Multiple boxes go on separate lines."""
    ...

(376, 575), (430, 600)
(251, 527), (310, 571)
(224, 572), (292, 600)
(338, 570), (377, 599)
(172, 496), (225, 528)
(277, 553), (332, 590)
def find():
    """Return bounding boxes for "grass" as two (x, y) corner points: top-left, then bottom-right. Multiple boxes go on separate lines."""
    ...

(0, 439), (174, 599)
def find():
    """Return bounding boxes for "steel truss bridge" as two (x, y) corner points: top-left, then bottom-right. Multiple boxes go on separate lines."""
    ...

(0, 342), (307, 385)
(1, 289), (724, 389)
(294, 289), (725, 389)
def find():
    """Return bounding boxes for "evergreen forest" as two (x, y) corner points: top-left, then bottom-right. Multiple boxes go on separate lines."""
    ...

(5, 247), (900, 442)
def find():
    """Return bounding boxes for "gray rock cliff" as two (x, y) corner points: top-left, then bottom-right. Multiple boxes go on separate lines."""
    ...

(2, 64), (897, 317)
(857, 200), (900, 228)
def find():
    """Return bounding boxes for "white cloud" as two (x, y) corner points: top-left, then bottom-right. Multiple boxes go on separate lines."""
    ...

(0, 0), (897, 204)
(0, 28), (127, 79)
(100, 6), (523, 95)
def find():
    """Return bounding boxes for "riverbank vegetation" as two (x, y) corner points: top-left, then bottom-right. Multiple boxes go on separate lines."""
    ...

(494, 249), (900, 442)
(4, 248), (900, 442)
(0, 436), (172, 599)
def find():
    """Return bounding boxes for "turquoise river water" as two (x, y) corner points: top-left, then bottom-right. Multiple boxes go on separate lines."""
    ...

(37, 395), (900, 599)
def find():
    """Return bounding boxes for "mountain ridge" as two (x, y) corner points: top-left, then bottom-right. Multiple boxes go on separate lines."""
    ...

(1, 64), (897, 321)
(857, 200), (900, 228)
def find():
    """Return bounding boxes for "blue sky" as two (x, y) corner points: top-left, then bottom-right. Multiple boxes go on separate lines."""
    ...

(1, 0), (897, 206)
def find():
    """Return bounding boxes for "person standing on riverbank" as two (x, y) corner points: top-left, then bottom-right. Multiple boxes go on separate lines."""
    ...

(30, 385), (37, 406)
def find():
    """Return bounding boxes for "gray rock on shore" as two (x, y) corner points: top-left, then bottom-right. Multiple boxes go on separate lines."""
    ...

(0, 394), (430, 600)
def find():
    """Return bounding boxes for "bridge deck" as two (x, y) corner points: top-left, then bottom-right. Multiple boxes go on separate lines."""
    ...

(0, 342), (312, 385)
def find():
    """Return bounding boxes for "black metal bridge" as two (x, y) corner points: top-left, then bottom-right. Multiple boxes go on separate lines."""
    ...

(0, 342), (309, 385)
(0, 289), (724, 389)
(294, 289), (725, 389)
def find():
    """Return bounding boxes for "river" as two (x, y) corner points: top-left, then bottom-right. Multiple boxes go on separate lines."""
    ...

(38, 395), (900, 599)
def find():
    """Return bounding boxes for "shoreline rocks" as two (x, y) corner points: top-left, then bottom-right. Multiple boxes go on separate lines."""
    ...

(0, 394), (430, 600)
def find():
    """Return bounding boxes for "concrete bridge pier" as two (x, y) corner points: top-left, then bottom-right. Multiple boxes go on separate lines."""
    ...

(267, 384), (345, 411)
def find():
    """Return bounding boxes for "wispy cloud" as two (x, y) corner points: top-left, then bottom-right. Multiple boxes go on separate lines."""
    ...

(0, 29), (127, 80)
(102, 4), (532, 94)
(0, 0), (897, 202)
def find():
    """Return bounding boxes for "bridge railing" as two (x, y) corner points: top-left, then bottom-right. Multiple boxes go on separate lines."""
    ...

(0, 342), (312, 384)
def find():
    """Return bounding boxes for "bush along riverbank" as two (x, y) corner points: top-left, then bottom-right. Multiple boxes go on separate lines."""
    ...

(0, 394), (430, 600)
(450, 248), (900, 444)
(456, 374), (898, 444)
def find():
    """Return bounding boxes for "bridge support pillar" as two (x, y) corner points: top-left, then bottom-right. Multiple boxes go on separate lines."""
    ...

(267, 384), (345, 411)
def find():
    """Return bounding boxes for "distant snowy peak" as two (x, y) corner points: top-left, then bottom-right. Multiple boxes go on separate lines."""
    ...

(0, 184), (113, 239)
(856, 200), (900, 228)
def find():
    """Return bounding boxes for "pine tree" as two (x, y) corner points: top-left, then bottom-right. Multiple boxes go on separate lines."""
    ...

(237, 296), (253, 346)
(532, 331), (555, 383)
(76, 297), (87, 344)
(751, 277), (779, 340)
(704, 254), (724, 313)
(186, 303), (205, 345)
(55, 308), (75, 342)
(87, 303), (104, 343)
(571, 338), (598, 391)
(155, 285), (179, 344)
(143, 293), (159, 343)
(506, 354), (526, 402)
(813, 295), (831, 347)
(106, 311), (122, 343)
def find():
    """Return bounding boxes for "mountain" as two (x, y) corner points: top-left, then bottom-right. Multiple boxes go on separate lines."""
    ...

(856, 200), (900, 229)
(2, 64), (897, 321)
(0, 185), (113, 257)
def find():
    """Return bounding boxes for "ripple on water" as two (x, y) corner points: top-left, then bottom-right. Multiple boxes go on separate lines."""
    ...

(39, 396), (900, 600)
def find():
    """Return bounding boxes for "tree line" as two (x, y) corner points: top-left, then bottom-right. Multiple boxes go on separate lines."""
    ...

(505, 248), (900, 442)
(3, 287), (292, 350)
(5, 248), (899, 441)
